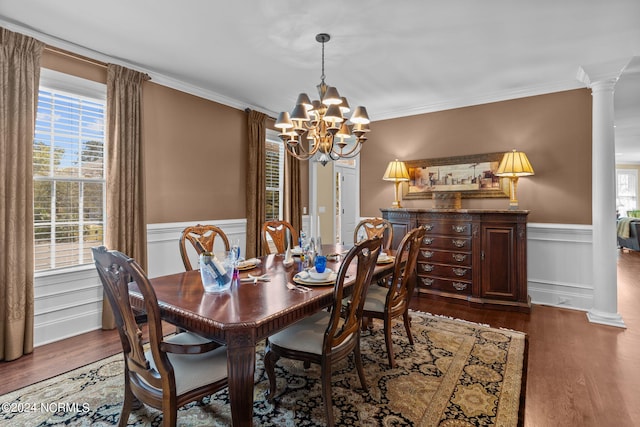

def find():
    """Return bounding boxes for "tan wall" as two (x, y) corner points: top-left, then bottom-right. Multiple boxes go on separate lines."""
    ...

(142, 84), (246, 223)
(361, 90), (593, 224)
(40, 50), (314, 225)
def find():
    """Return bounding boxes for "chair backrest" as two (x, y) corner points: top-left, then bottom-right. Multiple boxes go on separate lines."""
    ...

(354, 217), (393, 250)
(385, 226), (426, 312)
(179, 224), (231, 270)
(262, 220), (298, 254)
(324, 236), (382, 353)
(92, 246), (174, 393)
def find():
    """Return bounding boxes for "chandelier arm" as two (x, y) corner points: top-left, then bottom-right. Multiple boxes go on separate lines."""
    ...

(333, 141), (364, 159)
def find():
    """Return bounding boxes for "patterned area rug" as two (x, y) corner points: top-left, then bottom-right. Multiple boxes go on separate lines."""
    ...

(0, 311), (526, 426)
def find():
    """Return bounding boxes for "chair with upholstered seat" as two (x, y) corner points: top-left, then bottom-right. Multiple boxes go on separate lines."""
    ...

(179, 224), (231, 271)
(362, 226), (425, 368)
(92, 246), (228, 427)
(261, 220), (298, 255)
(264, 236), (382, 427)
(354, 217), (393, 250)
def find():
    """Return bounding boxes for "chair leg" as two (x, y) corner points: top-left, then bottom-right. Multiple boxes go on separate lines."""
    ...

(354, 339), (368, 392)
(384, 317), (396, 369)
(264, 347), (279, 402)
(320, 359), (335, 427)
(118, 372), (133, 427)
(403, 311), (414, 345)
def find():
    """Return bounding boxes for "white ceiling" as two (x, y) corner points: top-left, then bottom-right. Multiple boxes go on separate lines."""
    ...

(2, 0), (639, 161)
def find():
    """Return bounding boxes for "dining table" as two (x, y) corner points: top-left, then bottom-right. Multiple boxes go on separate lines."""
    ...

(129, 244), (397, 427)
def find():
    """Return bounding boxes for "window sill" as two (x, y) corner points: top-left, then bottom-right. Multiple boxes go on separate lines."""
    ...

(35, 263), (95, 279)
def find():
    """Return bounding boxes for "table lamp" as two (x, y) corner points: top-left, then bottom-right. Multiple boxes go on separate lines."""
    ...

(383, 159), (410, 208)
(495, 149), (535, 209)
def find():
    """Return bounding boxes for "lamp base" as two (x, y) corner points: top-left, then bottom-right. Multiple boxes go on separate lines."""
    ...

(391, 200), (402, 208)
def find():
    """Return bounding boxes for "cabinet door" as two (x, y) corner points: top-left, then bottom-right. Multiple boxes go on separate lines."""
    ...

(480, 223), (518, 300)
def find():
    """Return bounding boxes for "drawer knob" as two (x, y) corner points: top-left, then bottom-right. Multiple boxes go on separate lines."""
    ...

(452, 225), (467, 233)
(452, 239), (466, 248)
(452, 267), (468, 276)
(453, 282), (468, 291)
(452, 253), (467, 262)
(421, 250), (434, 258)
(423, 224), (434, 231)
(421, 264), (435, 272)
(423, 237), (434, 245)
(421, 277), (434, 286)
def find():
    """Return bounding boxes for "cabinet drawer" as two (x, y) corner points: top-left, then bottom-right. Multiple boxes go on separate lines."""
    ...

(417, 262), (472, 280)
(421, 235), (472, 251)
(416, 276), (472, 295)
(418, 249), (472, 266)
(420, 221), (472, 236)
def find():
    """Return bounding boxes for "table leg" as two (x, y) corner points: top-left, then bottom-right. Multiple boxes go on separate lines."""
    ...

(226, 331), (257, 427)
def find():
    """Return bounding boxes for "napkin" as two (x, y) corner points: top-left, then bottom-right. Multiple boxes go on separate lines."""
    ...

(283, 245), (294, 267)
(237, 258), (261, 269)
(296, 270), (310, 279)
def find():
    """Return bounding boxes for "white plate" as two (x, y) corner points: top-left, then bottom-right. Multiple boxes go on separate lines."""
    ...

(308, 267), (333, 281)
(377, 256), (395, 265)
(236, 258), (261, 270)
(293, 271), (337, 286)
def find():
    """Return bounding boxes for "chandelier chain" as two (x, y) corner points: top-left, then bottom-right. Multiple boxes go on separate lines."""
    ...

(320, 38), (325, 83)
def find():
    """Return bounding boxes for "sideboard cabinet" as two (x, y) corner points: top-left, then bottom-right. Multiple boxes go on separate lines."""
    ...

(381, 208), (530, 312)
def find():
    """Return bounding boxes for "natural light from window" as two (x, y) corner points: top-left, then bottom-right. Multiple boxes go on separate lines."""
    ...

(33, 70), (106, 272)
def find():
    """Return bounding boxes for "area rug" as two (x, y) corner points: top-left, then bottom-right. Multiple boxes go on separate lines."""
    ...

(0, 311), (526, 426)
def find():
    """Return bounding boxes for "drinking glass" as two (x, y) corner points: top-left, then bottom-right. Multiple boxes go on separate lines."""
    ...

(314, 255), (327, 273)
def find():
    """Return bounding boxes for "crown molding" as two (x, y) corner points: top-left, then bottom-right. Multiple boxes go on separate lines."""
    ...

(0, 17), (278, 118)
(370, 80), (586, 121)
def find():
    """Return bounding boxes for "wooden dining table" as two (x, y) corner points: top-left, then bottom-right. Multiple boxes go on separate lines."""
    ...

(129, 244), (397, 427)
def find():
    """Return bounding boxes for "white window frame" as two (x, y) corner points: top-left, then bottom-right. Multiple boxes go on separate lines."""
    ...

(34, 69), (106, 274)
(616, 168), (638, 216)
(265, 129), (284, 221)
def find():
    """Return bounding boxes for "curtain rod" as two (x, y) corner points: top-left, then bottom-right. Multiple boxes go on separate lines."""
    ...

(44, 45), (107, 69)
(244, 107), (276, 121)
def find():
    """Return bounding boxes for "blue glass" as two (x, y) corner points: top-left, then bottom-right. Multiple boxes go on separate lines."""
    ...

(314, 255), (327, 273)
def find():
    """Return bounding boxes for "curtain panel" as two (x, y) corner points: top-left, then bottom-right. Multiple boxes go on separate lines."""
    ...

(246, 110), (267, 258)
(0, 28), (44, 361)
(103, 64), (150, 329)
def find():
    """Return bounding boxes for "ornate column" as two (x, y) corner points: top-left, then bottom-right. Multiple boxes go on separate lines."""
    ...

(578, 62), (627, 328)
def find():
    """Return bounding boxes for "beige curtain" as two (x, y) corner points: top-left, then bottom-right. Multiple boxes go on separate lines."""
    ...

(284, 155), (302, 234)
(102, 64), (150, 329)
(0, 28), (44, 361)
(246, 110), (267, 258)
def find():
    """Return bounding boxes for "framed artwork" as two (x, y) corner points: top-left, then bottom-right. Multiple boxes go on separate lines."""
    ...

(403, 152), (509, 199)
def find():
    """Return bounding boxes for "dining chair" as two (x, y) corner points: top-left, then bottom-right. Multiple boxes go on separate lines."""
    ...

(179, 224), (231, 271)
(264, 236), (382, 427)
(92, 246), (228, 427)
(261, 220), (298, 255)
(362, 226), (426, 368)
(354, 217), (393, 250)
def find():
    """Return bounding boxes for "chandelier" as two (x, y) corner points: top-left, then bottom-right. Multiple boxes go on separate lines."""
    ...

(275, 33), (370, 166)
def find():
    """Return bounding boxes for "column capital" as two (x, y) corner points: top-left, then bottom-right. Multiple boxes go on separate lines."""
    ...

(576, 58), (629, 88)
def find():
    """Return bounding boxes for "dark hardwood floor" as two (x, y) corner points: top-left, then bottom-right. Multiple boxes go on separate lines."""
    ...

(2, 250), (639, 426)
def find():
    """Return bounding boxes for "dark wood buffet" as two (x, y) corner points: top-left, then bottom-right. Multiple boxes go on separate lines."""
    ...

(381, 208), (530, 312)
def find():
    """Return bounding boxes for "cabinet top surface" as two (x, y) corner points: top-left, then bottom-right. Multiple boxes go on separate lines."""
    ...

(380, 208), (530, 215)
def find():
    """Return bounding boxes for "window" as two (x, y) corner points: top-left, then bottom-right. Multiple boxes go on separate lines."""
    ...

(616, 168), (638, 216)
(265, 129), (284, 221)
(33, 70), (106, 272)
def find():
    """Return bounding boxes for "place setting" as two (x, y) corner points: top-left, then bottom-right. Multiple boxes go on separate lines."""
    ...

(292, 255), (337, 286)
(376, 251), (395, 265)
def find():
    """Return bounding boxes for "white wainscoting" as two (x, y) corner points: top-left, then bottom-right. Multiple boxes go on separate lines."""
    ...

(146, 218), (247, 278)
(34, 266), (103, 346)
(527, 223), (594, 310)
(33, 219), (594, 346)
